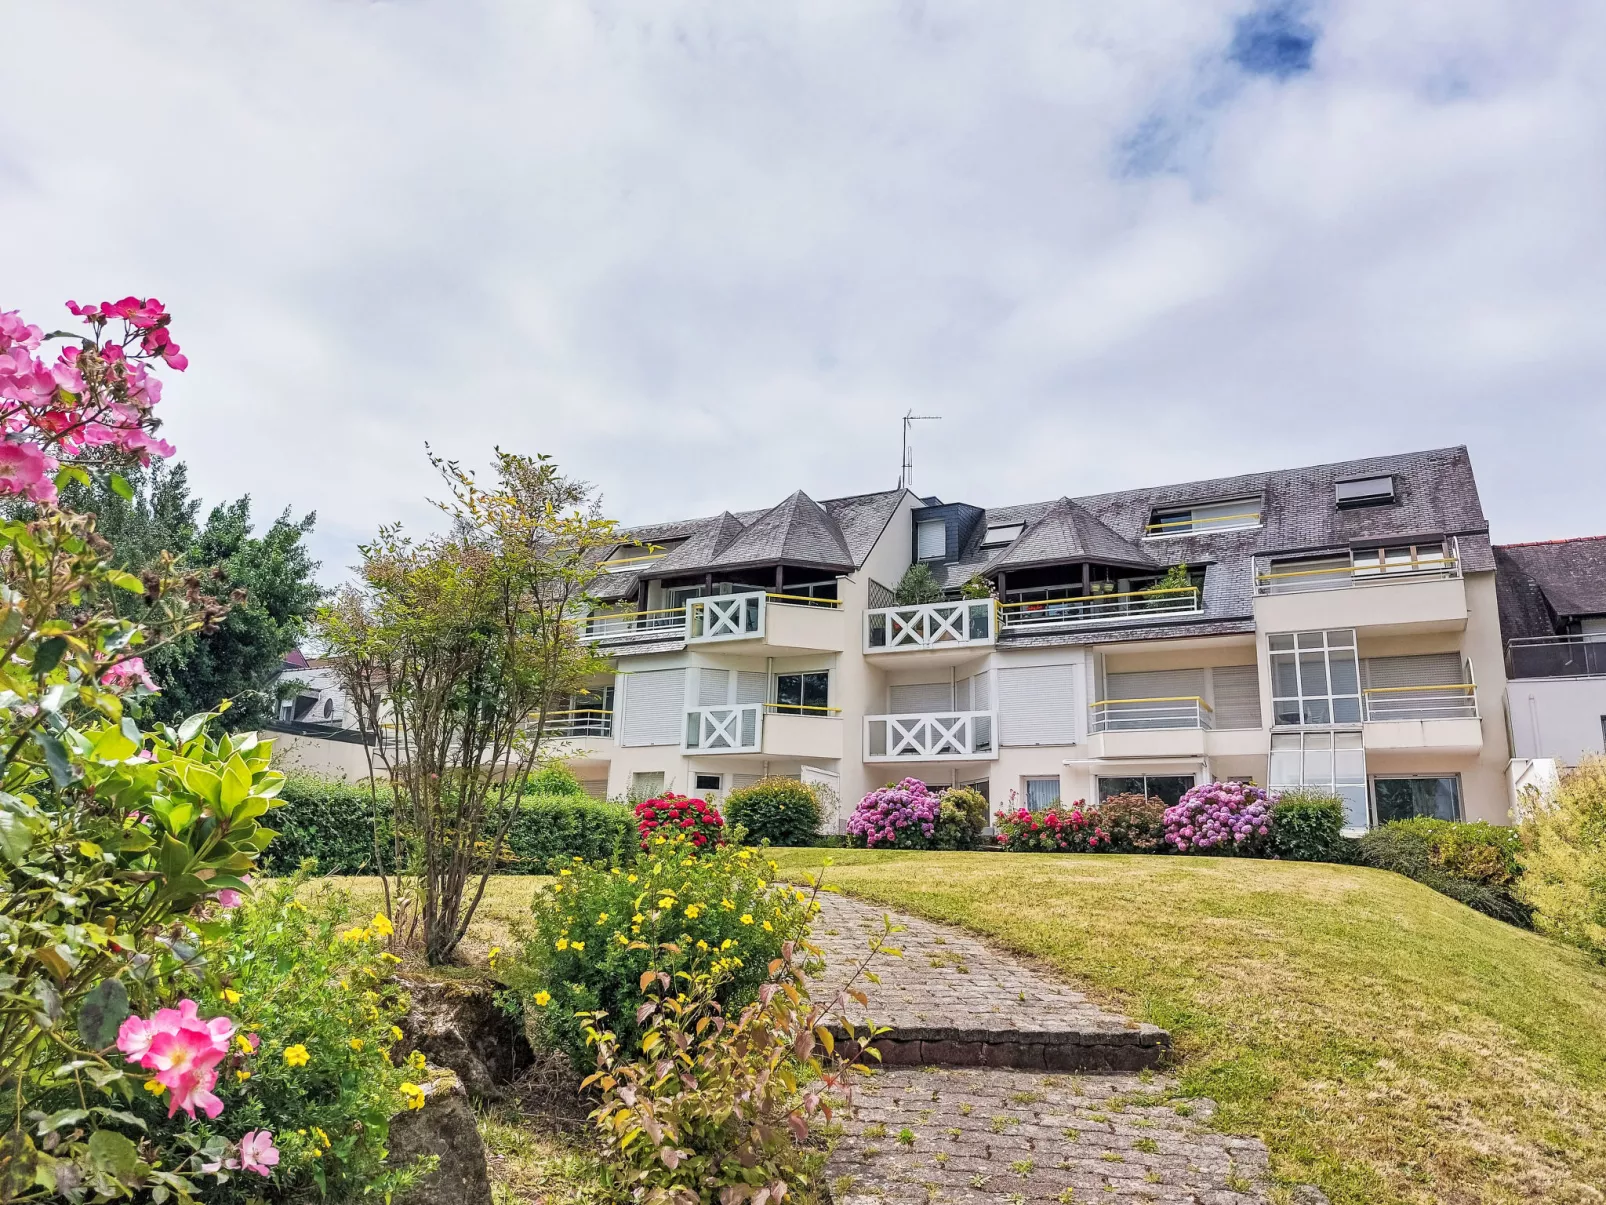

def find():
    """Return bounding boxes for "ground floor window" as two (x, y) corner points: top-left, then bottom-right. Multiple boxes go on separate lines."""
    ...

(1097, 775), (1196, 807)
(631, 771), (666, 800)
(1023, 777), (1061, 811)
(693, 772), (723, 794)
(1373, 776), (1461, 823)
(1269, 731), (1367, 829)
(774, 671), (829, 715)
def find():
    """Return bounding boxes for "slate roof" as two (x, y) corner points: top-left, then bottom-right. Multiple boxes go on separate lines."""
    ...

(697, 491), (855, 574)
(984, 498), (1158, 574)
(649, 511), (749, 577)
(1494, 536), (1606, 642)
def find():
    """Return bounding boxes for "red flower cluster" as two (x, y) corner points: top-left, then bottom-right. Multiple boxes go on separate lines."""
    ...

(993, 803), (1110, 853)
(634, 792), (726, 851)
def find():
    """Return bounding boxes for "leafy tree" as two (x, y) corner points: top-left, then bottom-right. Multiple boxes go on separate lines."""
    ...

(894, 561), (944, 605)
(60, 462), (321, 728)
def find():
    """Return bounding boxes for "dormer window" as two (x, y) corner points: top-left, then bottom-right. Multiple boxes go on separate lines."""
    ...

(1335, 476), (1395, 508)
(916, 519), (946, 561)
(981, 522), (1024, 548)
(1145, 496), (1262, 537)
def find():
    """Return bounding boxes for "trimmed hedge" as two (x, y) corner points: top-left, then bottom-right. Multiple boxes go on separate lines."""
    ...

(263, 774), (396, 875)
(502, 795), (635, 872)
(1358, 819), (1531, 927)
(1270, 791), (1349, 863)
(724, 778), (822, 847)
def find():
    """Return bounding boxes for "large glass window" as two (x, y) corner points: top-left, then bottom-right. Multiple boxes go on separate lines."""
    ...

(774, 671), (829, 715)
(1146, 496), (1262, 537)
(1023, 777), (1061, 811)
(1352, 543), (1446, 578)
(1270, 731), (1367, 829)
(1373, 777), (1461, 823)
(1097, 775), (1196, 807)
(1269, 630), (1360, 725)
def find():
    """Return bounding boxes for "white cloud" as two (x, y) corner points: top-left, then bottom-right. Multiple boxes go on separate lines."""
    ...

(3, 0), (1604, 580)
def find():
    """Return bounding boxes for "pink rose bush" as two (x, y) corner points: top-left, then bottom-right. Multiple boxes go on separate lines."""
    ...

(0, 296), (183, 503)
(847, 777), (941, 848)
(994, 802), (1110, 852)
(1162, 781), (1276, 853)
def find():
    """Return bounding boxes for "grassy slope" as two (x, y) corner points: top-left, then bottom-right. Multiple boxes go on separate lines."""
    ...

(765, 849), (1606, 1205)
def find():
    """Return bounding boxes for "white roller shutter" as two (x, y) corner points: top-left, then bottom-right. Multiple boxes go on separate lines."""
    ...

(917, 520), (945, 560)
(889, 682), (954, 714)
(972, 671), (991, 711)
(1103, 669), (1205, 703)
(1210, 665), (1262, 730)
(736, 671), (768, 704)
(1363, 654), (1461, 690)
(620, 669), (686, 747)
(697, 668), (731, 707)
(998, 664), (1079, 746)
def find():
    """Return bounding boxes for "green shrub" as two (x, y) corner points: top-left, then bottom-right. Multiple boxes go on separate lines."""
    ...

(893, 561), (943, 605)
(525, 762), (589, 797)
(502, 795), (636, 873)
(1518, 758), (1606, 958)
(938, 786), (990, 849)
(1359, 820), (1532, 927)
(262, 773), (396, 875)
(508, 833), (814, 1069)
(725, 777), (823, 846)
(1270, 790), (1348, 862)
(1092, 793), (1168, 853)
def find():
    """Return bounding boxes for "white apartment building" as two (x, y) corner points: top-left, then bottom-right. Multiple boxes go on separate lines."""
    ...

(553, 446), (1513, 832)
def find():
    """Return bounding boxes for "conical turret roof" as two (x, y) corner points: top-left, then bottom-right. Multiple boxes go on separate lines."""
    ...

(984, 497), (1158, 574)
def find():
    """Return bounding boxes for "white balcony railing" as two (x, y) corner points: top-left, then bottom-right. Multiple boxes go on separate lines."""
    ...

(578, 606), (688, 643)
(683, 704), (763, 754)
(864, 599), (995, 652)
(864, 711), (998, 761)
(997, 587), (1201, 632)
(1255, 538), (1462, 596)
(544, 708), (614, 739)
(1363, 683), (1478, 722)
(1507, 634), (1606, 680)
(688, 592), (766, 641)
(1089, 696), (1213, 733)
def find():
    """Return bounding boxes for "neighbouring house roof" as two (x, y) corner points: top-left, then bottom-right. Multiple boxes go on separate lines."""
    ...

(1494, 535), (1606, 642)
(983, 497), (1158, 575)
(281, 647), (309, 670)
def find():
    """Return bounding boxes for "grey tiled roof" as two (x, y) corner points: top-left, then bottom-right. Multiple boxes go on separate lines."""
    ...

(984, 498), (1158, 574)
(695, 490), (855, 574)
(650, 511), (749, 577)
(1001, 617), (1258, 648)
(1494, 536), (1606, 641)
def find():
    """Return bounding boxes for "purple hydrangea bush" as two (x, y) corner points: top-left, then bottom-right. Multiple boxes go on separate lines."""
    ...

(847, 777), (941, 849)
(1162, 781), (1276, 853)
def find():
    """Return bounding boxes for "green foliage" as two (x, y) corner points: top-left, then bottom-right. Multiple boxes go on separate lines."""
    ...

(959, 573), (993, 600)
(578, 910), (889, 1205)
(724, 777), (822, 847)
(934, 786), (988, 850)
(509, 834), (814, 1070)
(138, 878), (427, 1203)
(1518, 758), (1606, 958)
(1156, 562), (1192, 592)
(260, 774), (395, 876)
(525, 762), (589, 797)
(893, 561), (944, 605)
(1092, 793), (1169, 853)
(503, 796), (635, 873)
(1358, 820), (1532, 927)
(1269, 791), (1348, 863)
(62, 462), (322, 729)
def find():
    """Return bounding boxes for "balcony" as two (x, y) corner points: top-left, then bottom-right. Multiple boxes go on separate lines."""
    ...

(1507, 635), (1606, 680)
(1251, 551), (1468, 635)
(578, 606), (687, 645)
(864, 599), (995, 658)
(997, 586), (1201, 634)
(864, 711), (998, 762)
(681, 703), (844, 759)
(1086, 696), (1211, 759)
(545, 708), (613, 740)
(683, 704), (762, 754)
(1361, 681), (1483, 753)
(578, 591), (844, 653)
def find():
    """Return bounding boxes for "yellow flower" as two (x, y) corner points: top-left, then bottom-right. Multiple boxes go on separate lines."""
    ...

(236, 1069), (251, 1082)
(794, 889), (808, 903)
(615, 933), (629, 945)
(768, 860), (779, 872)
(559, 868), (572, 876)
(555, 938), (569, 951)
(721, 898), (735, 911)
(488, 946), (502, 968)
(740, 914), (754, 925)
(570, 941), (585, 952)
(657, 897), (676, 910)
(380, 952), (401, 965)
(633, 913), (645, 924)
(762, 920), (773, 932)
(533, 990), (552, 1007)
(551, 882), (563, 894)
(350, 1038), (365, 1052)
(391, 1025), (405, 1041)
(371, 912), (394, 938)
(235, 1035), (254, 1054)
(596, 913), (609, 924)
(627, 874), (638, 883)
(757, 880), (767, 889)
(737, 850), (752, 861)
(313, 1127), (331, 1147)
(683, 904), (702, 919)
(696, 939), (709, 952)
(143, 1079), (165, 1096)
(283, 1044), (310, 1067)
(221, 988), (241, 1005)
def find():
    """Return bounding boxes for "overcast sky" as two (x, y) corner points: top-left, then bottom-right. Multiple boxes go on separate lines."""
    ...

(4, 1), (1602, 581)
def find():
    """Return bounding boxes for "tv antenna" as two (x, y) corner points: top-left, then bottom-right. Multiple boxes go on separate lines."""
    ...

(899, 410), (941, 492)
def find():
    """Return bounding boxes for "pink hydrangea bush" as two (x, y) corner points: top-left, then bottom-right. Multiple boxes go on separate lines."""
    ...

(1162, 781), (1276, 853)
(847, 777), (941, 848)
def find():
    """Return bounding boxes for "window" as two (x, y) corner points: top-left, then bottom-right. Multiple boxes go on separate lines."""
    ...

(1373, 776), (1461, 823)
(694, 773), (723, 794)
(1352, 542), (1447, 577)
(1146, 496), (1262, 537)
(1097, 775), (1196, 807)
(1270, 731), (1367, 829)
(981, 522), (1025, 547)
(1269, 630), (1360, 725)
(631, 771), (666, 799)
(322, 698), (334, 719)
(279, 701), (293, 722)
(1335, 475), (1395, 508)
(774, 671), (829, 715)
(916, 519), (946, 561)
(1023, 777), (1061, 811)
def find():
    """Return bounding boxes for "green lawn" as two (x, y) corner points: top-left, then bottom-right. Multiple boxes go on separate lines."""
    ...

(765, 849), (1606, 1205)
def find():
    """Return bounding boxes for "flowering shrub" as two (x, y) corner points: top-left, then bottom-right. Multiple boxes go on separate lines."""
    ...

(724, 776), (823, 846)
(934, 786), (989, 850)
(510, 831), (815, 1069)
(1162, 781), (1275, 853)
(995, 803), (1110, 852)
(1095, 793), (1170, 853)
(635, 791), (725, 851)
(847, 777), (941, 848)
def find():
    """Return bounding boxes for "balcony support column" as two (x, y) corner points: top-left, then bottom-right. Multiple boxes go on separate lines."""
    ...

(635, 578), (649, 612)
(1082, 563), (1091, 594)
(775, 564), (785, 592)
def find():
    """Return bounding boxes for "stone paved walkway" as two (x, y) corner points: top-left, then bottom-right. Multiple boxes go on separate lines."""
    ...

(807, 894), (1287, 1205)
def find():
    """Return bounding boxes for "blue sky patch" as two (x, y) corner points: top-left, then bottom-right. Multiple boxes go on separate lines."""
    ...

(1229, 1), (1318, 79)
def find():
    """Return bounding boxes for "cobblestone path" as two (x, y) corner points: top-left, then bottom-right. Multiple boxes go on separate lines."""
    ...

(808, 894), (1287, 1205)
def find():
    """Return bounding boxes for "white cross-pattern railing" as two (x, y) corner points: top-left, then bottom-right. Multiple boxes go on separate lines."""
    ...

(682, 704), (763, 754)
(864, 600), (995, 652)
(687, 593), (766, 642)
(864, 711), (998, 762)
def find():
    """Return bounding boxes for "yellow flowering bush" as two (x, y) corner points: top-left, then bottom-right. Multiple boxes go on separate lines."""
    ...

(509, 833), (816, 1069)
